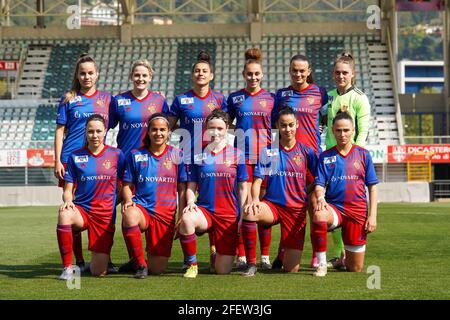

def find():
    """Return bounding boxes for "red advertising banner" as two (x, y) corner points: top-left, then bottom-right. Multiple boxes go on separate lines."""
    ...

(388, 144), (450, 163)
(396, 0), (444, 11)
(0, 61), (17, 70)
(27, 149), (55, 167)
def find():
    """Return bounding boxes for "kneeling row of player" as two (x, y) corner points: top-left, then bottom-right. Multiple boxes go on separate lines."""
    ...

(56, 107), (377, 280)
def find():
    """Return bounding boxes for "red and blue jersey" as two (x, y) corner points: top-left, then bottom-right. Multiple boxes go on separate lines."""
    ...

(122, 145), (187, 224)
(227, 88), (275, 164)
(110, 91), (169, 156)
(168, 89), (227, 158)
(187, 146), (248, 219)
(273, 84), (328, 154)
(64, 145), (125, 224)
(314, 144), (378, 224)
(254, 142), (317, 210)
(56, 90), (116, 164)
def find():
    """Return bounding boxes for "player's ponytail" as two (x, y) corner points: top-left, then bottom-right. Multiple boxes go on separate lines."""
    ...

(64, 53), (98, 103)
(334, 52), (356, 85)
(332, 110), (354, 126)
(290, 54), (314, 84)
(192, 50), (214, 73)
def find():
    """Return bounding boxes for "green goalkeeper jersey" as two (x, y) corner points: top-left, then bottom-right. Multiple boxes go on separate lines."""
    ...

(325, 86), (371, 150)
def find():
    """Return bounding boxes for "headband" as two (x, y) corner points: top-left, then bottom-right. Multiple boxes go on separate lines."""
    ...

(149, 116), (170, 127)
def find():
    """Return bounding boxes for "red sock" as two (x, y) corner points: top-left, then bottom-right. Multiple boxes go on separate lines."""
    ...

(72, 230), (84, 263)
(57, 224), (73, 268)
(241, 220), (257, 265)
(122, 225), (146, 267)
(122, 223), (134, 259)
(311, 221), (328, 253)
(258, 224), (272, 257)
(180, 233), (197, 266)
(236, 233), (246, 257)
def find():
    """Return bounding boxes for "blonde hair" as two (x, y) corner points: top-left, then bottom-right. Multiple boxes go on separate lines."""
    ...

(334, 52), (356, 85)
(129, 59), (154, 80)
(63, 53), (98, 103)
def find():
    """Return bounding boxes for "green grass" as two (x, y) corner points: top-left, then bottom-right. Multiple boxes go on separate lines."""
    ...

(0, 203), (449, 300)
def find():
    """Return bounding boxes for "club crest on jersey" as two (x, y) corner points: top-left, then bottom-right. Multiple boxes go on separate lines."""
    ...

(103, 160), (111, 169)
(266, 149), (279, 157)
(292, 153), (304, 165)
(307, 97), (315, 105)
(282, 90), (293, 97)
(118, 99), (131, 106)
(147, 104), (157, 113)
(232, 95), (245, 104)
(163, 158), (172, 170)
(135, 154), (148, 162)
(259, 100), (267, 108)
(207, 101), (217, 111)
(324, 156), (337, 164)
(181, 97), (194, 105)
(96, 97), (106, 108)
(74, 155), (89, 163)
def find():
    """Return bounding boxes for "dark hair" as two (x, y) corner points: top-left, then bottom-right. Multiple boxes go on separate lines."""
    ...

(206, 108), (230, 127)
(332, 110), (354, 126)
(277, 106), (296, 119)
(143, 113), (170, 149)
(243, 47), (263, 71)
(290, 54), (314, 84)
(334, 52), (356, 85)
(64, 53), (98, 103)
(192, 50), (214, 73)
(85, 114), (106, 146)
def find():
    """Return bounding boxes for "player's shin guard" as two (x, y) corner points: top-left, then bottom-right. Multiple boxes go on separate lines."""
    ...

(332, 228), (345, 258)
(57, 224), (73, 268)
(72, 230), (84, 263)
(311, 221), (328, 264)
(122, 225), (146, 267)
(258, 224), (272, 257)
(241, 220), (257, 265)
(180, 233), (197, 266)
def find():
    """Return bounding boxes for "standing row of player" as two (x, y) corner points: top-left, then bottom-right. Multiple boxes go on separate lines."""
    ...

(54, 48), (376, 279)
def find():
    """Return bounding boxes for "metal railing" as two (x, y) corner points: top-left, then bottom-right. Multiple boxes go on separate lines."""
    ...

(431, 180), (450, 199)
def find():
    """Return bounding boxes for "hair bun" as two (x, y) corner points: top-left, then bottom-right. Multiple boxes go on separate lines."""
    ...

(341, 52), (354, 60)
(79, 52), (89, 59)
(245, 48), (262, 61)
(197, 50), (211, 62)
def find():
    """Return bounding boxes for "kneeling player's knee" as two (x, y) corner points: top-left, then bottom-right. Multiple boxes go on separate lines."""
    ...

(312, 211), (327, 223)
(122, 208), (139, 227)
(58, 209), (72, 224)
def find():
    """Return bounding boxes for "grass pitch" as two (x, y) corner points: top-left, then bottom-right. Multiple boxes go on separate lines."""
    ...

(0, 203), (449, 300)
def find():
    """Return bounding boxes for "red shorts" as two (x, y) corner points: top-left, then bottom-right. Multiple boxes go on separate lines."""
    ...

(246, 162), (267, 188)
(327, 203), (367, 246)
(136, 204), (175, 257)
(264, 200), (307, 250)
(198, 206), (238, 256)
(76, 205), (115, 255)
(58, 163), (68, 188)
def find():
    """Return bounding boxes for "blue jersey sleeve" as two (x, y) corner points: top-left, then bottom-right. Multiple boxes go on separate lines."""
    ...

(63, 155), (76, 183)
(364, 152), (379, 186)
(108, 95), (119, 130)
(306, 147), (318, 178)
(319, 86), (328, 117)
(271, 91), (282, 127)
(186, 163), (198, 183)
(122, 153), (135, 184)
(161, 97), (170, 115)
(253, 148), (272, 180)
(314, 154), (327, 188)
(56, 96), (68, 126)
(220, 94), (228, 113)
(117, 150), (126, 180)
(237, 150), (249, 182)
(168, 97), (180, 119)
(227, 95), (236, 122)
(177, 151), (188, 182)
